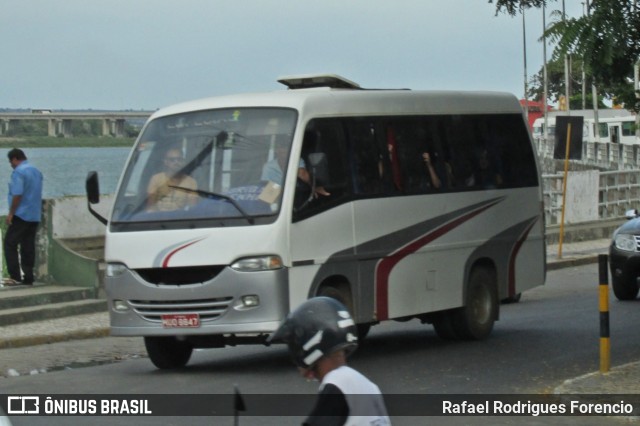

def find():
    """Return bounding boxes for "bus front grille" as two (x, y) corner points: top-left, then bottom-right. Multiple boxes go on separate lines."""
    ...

(134, 265), (226, 285)
(129, 297), (233, 322)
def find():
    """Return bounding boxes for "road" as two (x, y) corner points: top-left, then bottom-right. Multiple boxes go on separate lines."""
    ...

(2, 264), (640, 425)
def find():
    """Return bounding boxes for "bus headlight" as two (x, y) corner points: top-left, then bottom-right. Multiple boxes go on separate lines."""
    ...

(106, 263), (128, 277)
(231, 255), (283, 272)
(614, 234), (636, 252)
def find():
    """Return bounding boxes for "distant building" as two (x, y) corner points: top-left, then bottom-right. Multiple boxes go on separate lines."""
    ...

(520, 100), (553, 131)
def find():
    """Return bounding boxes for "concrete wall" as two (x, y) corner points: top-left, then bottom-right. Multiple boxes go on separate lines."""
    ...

(564, 170), (599, 224)
(50, 195), (113, 239)
(543, 170), (640, 226)
(35, 195), (113, 287)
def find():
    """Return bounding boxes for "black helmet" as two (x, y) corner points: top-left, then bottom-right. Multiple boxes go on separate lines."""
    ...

(268, 297), (358, 368)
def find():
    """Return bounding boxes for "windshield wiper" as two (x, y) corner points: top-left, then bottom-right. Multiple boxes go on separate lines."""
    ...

(169, 186), (255, 225)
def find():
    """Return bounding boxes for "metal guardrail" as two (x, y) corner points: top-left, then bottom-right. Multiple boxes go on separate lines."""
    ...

(542, 171), (640, 225)
(538, 136), (640, 226)
(535, 137), (640, 170)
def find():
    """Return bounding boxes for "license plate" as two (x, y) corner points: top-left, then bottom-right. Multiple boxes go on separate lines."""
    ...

(161, 313), (200, 328)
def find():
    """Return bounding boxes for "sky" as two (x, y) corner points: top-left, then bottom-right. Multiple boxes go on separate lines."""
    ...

(2, 0), (585, 111)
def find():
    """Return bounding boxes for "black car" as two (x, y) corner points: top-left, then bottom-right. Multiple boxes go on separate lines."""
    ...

(609, 209), (640, 300)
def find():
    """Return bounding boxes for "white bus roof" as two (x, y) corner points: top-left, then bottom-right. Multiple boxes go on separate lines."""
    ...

(150, 78), (523, 121)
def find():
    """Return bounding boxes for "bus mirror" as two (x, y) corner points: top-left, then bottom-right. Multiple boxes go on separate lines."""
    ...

(308, 153), (329, 185)
(85, 171), (108, 225)
(86, 171), (101, 204)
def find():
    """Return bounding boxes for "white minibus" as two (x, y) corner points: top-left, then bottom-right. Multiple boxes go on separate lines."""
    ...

(87, 74), (546, 369)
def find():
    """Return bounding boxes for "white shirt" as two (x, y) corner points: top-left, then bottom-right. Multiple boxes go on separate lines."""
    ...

(319, 366), (391, 426)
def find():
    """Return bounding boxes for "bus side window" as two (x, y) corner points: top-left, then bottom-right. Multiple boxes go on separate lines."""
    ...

(401, 121), (445, 192)
(430, 117), (457, 189)
(385, 126), (404, 192)
(499, 115), (539, 187)
(447, 115), (477, 188)
(345, 121), (383, 195)
(316, 123), (348, 193)
(294, 120), (348, 213)
(472, 119), (504, 190)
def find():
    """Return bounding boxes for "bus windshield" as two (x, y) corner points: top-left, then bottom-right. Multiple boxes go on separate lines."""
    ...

(111, 108), (297, 229)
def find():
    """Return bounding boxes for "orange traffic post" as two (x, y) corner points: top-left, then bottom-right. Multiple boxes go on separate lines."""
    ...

(598, 254), (610, 373)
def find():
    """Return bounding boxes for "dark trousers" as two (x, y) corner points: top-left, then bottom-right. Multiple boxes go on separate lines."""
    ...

(4, 216), (39, 283)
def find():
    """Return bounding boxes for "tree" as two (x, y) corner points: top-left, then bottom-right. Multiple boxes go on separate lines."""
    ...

(490, 0), (547, 15)
(527, 56), (608, 109)
(491, 0), (640, 112)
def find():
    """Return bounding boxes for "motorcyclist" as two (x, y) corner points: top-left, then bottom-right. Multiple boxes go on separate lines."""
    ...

(269, 297), (391, 426)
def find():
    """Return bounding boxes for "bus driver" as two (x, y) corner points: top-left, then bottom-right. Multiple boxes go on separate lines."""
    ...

(147, 148), (198, 211)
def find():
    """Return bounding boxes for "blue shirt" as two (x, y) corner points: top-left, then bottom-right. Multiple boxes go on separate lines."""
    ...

(261, 158), (305, 184)
(8, 160), (43, 222)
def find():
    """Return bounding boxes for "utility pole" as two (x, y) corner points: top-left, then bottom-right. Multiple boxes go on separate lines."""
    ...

(635, 60), (640, 138)
(522, 1), (529, 124)
(586, 0), (600, 141)
(543, 2), (549, 140)
(563, 0), (571, 114)
(581, 3), (586, 111)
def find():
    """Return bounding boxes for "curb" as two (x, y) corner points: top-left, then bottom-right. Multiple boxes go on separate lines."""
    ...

(0, 327), (110, 350)
(554, 360), (640, 399)
(546, 255), (600, 271)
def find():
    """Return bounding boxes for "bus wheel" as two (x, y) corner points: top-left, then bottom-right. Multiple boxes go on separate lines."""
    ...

(432, 310), (460, 340)
(317, 284), (370, 339)
(144, 336), (193, 369)
(453, 267), (497, 340)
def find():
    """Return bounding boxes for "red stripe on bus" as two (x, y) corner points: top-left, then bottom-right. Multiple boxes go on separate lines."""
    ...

(507, 219), (537, 297)
(375, 203), (498, 321)
(162, 239), (203, 268)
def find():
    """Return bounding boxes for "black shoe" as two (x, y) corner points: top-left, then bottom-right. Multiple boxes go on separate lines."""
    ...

(21, 280), (34, 285)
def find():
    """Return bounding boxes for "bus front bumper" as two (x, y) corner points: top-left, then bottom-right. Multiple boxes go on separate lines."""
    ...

(105, 266), (289, 337)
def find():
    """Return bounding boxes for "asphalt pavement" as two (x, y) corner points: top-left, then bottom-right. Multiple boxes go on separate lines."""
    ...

(1, 238), (638, 398)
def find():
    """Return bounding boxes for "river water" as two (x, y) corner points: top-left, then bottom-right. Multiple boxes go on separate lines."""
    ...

(0, 147), (131, 215)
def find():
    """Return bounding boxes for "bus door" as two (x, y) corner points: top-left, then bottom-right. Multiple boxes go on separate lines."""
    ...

(289, 119), (356, 310)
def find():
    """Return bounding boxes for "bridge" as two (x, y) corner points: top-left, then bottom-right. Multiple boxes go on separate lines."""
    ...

(0, 111), (154, 138)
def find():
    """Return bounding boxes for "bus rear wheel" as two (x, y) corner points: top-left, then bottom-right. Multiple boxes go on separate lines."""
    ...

(144, 336), (193, 369)
(452, 266), (498, 340)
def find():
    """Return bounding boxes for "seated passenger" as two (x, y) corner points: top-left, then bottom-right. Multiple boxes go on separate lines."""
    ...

(261, 140), (330, 196)
(474, 148), (503, 189)
(421, 152), (442, 189)
(147, 148), (198, 211)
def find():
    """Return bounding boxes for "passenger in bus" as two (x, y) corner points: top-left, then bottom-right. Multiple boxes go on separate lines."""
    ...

(261, 140), (305, 184)
(421, 152), (442, 189)
(474, 148), (503, 189)
(146, 148), (198, 211)
(262, 139), (330, 196)
(386, 128), (404, 191)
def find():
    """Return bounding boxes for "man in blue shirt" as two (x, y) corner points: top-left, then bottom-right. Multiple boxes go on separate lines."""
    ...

(3, 148), (43, 286)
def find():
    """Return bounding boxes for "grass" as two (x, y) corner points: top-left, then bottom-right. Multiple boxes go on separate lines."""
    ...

(0, 136), (135, 148)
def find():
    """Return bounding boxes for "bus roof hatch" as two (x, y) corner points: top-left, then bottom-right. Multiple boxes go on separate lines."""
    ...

(277, 74), (361, 90)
